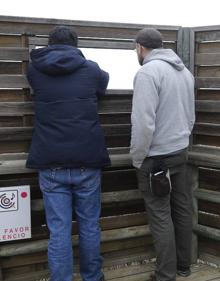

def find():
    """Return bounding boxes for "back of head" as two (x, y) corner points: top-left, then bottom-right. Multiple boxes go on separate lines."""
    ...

(48, 26), (78, 47)
(135, 28), (163, 49)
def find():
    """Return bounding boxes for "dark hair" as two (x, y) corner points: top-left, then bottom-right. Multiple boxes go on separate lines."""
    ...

(48, 26), (78, 47)
(135, 28), (163, 49)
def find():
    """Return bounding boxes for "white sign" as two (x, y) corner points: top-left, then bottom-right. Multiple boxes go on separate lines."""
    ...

(0, 185), (31, 242)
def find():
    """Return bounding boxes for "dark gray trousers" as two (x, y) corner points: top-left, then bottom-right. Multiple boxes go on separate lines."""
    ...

(136, 149), (192, 281)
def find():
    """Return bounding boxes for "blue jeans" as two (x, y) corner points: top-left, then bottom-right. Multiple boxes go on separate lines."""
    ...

(39, 167), (103, 281)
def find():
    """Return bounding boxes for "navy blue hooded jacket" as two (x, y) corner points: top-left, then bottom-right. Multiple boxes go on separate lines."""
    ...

(26, 44), (110, 169)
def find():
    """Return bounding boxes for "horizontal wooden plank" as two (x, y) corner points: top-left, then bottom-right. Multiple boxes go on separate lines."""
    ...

(0, 116), (23, 127)
(0, 62), (22, 75)
(194, 135), (220, 147)
(0, 102), (33, 116)
(194, 188), (220, 204)
(0, 124), (131, 142)
(0, 151), (132, 175)
(197, 90), (220, 100)
(199, 212), (220, 229)
(0, 75), (29, 88)
(31, 190), (142, 211)
(199, 167), (220, 191)
(196, 77), (220, 88)
(28, 212), (147, 241)
(2, 147), (220, 175)
(197, 41), (220, 53)
(194, 224), (220, 241)
(3, 122), (220, 142)
(196, 101), (220, 113)
(0, 47), (29, 61)
(0, 89), (28, 102)
(2, 249), (156, 281)
(188, 148), (220, 169)
(29, 37), (136, 50)
(0, 15), (180, 30)
(196, 112), (220, 124)
(196, 30), (220, 42)
(0, 225), (151, 257)
(1, 237), (151, 269)
(98, 98), (132, 113)
(0, 35), (22, 47)
(199, 200), (220, 215)
(29, 36), (176, 50)
(199, 236), (220, 257)
(0, 23), (178, 42)
(197, 66), (220, 78)
(196, 53), (220, 65)
(0, 96), (132, 116)
(0, 127), (32, 141)
(194, 123), (220, 137)
(3, 262), (216, 281)
(0, 16), (179, 39)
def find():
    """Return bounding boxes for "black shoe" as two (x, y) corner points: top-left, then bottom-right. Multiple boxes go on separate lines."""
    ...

(177, 266), (191, 277)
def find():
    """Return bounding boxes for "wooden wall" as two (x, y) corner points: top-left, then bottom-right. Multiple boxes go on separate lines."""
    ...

(189, 26), (220, 265)
(0, 16), (181, 281)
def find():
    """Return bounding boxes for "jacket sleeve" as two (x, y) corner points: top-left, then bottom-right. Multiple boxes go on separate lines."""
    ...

(26, 64), (35, 95)
(130, 72), (159, 168)
(96, 68), (109, 97)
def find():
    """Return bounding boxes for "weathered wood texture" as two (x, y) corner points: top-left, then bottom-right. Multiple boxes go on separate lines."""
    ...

(1, 14), (220, 280)
(190, 25), (220, 262)
(0, 15), (182, 281)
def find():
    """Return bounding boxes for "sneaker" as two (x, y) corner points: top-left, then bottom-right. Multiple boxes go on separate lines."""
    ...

(177, 266), (191, 277)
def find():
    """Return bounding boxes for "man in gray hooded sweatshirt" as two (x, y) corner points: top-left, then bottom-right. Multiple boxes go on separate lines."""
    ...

(130, 28), (195, 281)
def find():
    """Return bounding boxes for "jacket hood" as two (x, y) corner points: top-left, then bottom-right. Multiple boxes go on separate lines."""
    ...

(30, 45), (86, 76)
(143, 48), (185, 71)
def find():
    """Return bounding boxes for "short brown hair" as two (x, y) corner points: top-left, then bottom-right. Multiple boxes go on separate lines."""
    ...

(135, 28), (163, 49)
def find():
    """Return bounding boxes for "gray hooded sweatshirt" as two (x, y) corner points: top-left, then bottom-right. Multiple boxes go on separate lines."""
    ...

(130, 48), (195, 168)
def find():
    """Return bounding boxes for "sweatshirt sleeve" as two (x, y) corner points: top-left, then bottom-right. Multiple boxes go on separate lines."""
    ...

(130, 71), (159, 168)
(189, 75), (195, 132)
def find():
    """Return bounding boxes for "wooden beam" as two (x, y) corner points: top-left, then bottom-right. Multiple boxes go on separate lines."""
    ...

(0, 75), (29, 88)
(194, 188), (220, 204)
(197, 66), (220, 78)
(0, 19), (178, 41)
(196, 53), (220, 65)
(0, 225), (151, 257)
(0, 15), (180, 30)
(196, 100), (220, 113)
(31, 190), (142, 212)
(189, 151), (220, 169)
(0, 47), (29, 61)
(196, 77), (220, 89)
(0, 151), (132, 175)
(195, 30), (220, 42)
(194, 224), (220, 241)
(198, 41), (220, 54)
(0, 124), (131, 141)
(193, 123), (220, 137)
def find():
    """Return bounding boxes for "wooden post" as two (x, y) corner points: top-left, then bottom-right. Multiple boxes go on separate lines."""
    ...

(0, 261), (3, 281)
(177, 27), (190, 70)
(187, 163), (199, 263)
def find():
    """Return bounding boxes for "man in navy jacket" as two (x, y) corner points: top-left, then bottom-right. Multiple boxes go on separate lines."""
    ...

(27, 26), (110, 281)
